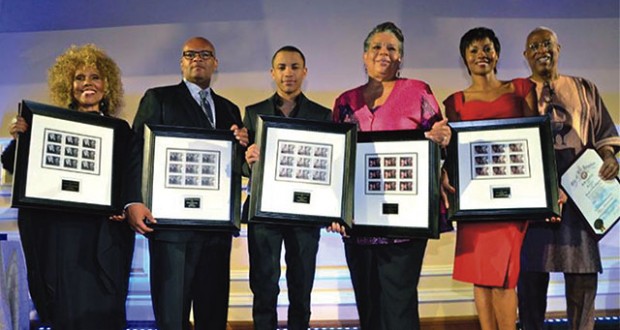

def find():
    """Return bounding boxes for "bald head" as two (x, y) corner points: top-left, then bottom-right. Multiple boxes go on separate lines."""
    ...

(183, 37), (216, 56)
(180, 36), (219, 89)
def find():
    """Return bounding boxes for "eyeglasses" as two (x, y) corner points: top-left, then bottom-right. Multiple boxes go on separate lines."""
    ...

(527, 40), (554, 52)
(182, 50), (214, 60)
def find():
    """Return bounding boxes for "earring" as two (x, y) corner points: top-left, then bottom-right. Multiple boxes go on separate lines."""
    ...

(99, 98), (109, 114)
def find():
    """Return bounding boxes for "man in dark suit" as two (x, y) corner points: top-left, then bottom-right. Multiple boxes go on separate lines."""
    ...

(243, 46), (332, 330)
(125, 36), (248, 330)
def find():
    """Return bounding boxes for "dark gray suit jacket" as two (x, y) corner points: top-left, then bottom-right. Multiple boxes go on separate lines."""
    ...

(126, 82), (244, 242)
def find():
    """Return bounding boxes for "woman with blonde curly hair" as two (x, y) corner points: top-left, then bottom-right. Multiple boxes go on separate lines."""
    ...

(1, 44), (134, 330)
(47, 43), (124, 115)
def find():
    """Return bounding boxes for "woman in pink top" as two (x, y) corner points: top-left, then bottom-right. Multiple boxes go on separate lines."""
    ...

(328, 22), (451, 330)
(443, 27), (537, 330)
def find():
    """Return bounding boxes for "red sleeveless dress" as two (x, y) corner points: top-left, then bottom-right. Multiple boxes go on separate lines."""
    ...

(443, 78), (533, 288)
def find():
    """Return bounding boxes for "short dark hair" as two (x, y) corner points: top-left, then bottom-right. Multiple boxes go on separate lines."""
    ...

(364, 22), (404, 57)
(271, 45), (306, 68)
(459, 27), (501, 74)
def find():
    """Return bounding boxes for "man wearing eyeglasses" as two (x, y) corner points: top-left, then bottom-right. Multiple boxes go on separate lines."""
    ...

(125, 36), (248, 330)
(518, 27), (619, 330)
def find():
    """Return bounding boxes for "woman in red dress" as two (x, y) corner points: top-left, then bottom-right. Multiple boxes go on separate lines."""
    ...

(443, 27), (536, 330)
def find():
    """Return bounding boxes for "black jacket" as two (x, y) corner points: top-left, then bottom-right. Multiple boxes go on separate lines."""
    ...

(125, 82), (244, 242)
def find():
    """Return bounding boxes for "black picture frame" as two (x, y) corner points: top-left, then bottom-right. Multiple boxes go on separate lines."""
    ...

(142, 124), (241, 231)
(446, 116), (560, 221)
(249, 115), (356, 228)
(351, 130), (441, 239)
(11, 99), (130, 214)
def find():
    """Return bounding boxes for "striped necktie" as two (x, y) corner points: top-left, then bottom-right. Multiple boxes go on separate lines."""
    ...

(199, 89), (215, 128)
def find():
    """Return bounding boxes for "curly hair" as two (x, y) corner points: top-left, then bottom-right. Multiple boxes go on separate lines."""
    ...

(47, 44), (123, 116)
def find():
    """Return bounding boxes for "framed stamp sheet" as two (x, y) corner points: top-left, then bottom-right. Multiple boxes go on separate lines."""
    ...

(446, 116), (560, 221)
(11, 99), (130, 214)
(142, 124), (241, 230)
(352, 130), (441, 239)
(249, 116), (356, 228)
(561, 148), (620, 238)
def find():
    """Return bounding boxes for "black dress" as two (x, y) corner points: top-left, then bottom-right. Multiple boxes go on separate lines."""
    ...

(2, 139), (135, 330)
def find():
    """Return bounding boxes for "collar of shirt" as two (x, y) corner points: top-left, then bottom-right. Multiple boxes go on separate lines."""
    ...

(184, 79), (214, 109)
(273, 93), (302, 118)
(184, 79), (216, 126)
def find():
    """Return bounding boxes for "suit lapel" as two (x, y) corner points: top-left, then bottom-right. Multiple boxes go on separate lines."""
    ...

(176, 82), (213, 129)
(264, 94), (278, 116)
(212, 91), (231, 129)
(295, 94), (311, 119)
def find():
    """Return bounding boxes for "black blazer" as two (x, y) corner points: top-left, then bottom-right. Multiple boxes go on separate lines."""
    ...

(243, 93), (332, 145)
(241, 93), (332, 220)
(126, 82), (243, 241)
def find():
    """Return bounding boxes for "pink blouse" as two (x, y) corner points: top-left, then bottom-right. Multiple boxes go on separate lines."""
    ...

(333, 78), (444, 244)
(333, 79), (442, 131)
